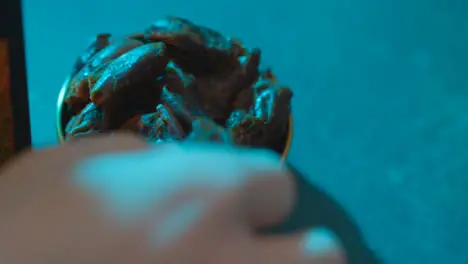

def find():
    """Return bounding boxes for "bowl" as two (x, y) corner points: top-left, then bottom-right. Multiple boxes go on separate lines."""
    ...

(56, 75), (293, 160)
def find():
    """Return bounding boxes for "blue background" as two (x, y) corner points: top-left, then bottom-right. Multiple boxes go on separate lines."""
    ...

(23, 0), (468, 263)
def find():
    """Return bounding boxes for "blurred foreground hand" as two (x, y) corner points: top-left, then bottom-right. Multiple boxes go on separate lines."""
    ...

(0, 134), (344, 264)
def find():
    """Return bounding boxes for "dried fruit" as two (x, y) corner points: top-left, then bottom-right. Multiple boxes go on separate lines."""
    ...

(65, 103), (102, 139)
(66, 38), (143, 109)
(71, 33), (111, 76)
(63, 17), (293, 155)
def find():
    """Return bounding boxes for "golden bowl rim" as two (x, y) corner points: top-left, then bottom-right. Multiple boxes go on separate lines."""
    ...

(56, 76), (293, 160)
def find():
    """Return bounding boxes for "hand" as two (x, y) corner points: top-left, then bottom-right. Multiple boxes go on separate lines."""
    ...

(0, 134), (345, 264)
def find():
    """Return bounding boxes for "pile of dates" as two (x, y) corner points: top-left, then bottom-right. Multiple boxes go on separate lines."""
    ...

(64, 17), (293, 152)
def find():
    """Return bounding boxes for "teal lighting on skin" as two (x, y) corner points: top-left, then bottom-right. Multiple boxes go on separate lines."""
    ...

(151, 199), (206, 246)
(72, 143), (282, 224)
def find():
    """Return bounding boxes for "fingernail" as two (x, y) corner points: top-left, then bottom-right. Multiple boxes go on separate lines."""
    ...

(303, 228), (341, 256)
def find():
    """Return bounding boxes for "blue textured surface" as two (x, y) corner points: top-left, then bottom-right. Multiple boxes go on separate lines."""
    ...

(23, 0), (468, 263)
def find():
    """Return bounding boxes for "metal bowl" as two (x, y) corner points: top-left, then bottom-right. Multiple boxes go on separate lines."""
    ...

(56, 76), (293, 160)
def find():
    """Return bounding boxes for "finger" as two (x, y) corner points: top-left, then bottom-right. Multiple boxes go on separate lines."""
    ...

(0, 133), (149, 183)
(259, 228), (345, 264)
(236, 150), (295, 228)
(74, 143), (294, 228)
(60, 132), (149, 156)
(139, 143), (294, 228)
(24, 132), (147, 163)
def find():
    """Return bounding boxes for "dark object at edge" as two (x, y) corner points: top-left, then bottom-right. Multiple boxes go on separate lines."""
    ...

(0, 0), (32, 153)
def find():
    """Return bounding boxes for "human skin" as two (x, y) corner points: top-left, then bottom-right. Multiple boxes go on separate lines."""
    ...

(0, 134), (344, 264)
